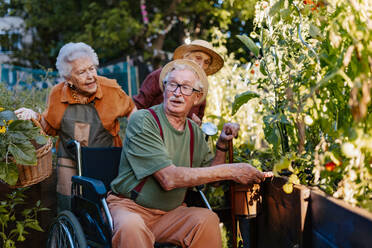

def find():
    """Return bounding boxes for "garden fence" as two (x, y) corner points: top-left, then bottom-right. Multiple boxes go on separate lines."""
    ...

(0, 60), (139, 96)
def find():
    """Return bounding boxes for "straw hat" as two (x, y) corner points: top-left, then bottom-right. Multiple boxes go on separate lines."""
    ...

(159, 59), (208, 105)
(173, 40), (224, 75)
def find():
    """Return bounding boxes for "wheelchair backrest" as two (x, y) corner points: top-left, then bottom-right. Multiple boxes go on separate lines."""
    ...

(80, 147), (122, 191)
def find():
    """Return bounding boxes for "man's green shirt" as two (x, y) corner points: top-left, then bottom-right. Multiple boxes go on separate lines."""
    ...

(111, 104), (214, 211)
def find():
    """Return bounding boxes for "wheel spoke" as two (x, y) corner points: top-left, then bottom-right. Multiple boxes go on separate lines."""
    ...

(47, 211), (87, 248)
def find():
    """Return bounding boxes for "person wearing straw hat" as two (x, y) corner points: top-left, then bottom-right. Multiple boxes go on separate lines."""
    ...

(133, 39), (224, 125)
(15, 42), (136, 212)
(108, 59), (271, 248)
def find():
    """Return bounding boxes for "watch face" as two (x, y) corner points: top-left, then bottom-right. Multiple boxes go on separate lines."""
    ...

(201, 122), (218, 136)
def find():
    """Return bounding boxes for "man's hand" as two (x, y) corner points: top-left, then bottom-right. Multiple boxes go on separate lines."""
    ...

(230, 163), (268, 184)
(14, 108), (38, 120)
(219, 123), (240, 142)
(216, 123), (240, 150)
(263, 171), (274, 178)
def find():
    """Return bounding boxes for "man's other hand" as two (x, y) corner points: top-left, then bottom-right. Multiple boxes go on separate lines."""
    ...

(218, 123), (240, 143)
(191, 113), (202, 126)
(230, 163), (265, 184)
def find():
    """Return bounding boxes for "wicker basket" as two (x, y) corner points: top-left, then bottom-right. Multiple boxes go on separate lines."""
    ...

(11, 119), (53, 188)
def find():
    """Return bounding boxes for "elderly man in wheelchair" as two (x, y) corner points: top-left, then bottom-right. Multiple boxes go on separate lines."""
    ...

(47, 59), (269, 248)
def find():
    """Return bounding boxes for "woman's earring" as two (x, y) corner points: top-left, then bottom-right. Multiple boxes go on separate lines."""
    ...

(67, 81), (76, 89)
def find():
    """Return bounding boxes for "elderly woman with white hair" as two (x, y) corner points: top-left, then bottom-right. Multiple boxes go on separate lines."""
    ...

(15, 42), (136, 211)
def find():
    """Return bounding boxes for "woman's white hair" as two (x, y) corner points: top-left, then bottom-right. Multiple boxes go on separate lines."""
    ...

(56, 42), (99, 79)
(163, 64), (203, 90)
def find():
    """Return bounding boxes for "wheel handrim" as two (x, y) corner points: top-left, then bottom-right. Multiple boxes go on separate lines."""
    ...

(48, 215), (85, 248)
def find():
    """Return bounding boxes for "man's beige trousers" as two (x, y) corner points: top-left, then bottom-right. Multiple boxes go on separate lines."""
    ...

(107, 193), (222, 248)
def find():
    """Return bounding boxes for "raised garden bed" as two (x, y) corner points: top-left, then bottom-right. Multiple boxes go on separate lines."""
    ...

(253, 177), (372, 248)
(305, 189), (372, 248)
(256, 177), (310, 248)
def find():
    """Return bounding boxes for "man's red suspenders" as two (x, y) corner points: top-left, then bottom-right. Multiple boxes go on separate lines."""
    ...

(130, 109), (194, 200)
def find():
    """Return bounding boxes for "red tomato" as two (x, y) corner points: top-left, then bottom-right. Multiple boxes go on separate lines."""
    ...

(325, 162), (336, 171)
(250, 69), (255, 74)
(304, 0), (325, 11)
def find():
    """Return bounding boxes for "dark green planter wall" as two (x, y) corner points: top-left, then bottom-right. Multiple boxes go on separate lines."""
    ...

(254, 177), (372, 248)
(256, 177), (310, 248)
(305, 190), (372, 248)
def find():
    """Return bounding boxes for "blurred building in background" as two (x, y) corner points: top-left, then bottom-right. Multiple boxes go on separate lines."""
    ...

(0, 16), (33, 66)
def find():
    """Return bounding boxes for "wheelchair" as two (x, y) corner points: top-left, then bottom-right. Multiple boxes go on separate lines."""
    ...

(46, 140), (211, 248)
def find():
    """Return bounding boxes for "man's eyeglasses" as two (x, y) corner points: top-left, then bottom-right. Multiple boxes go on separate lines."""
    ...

(164, 81), (200, 96)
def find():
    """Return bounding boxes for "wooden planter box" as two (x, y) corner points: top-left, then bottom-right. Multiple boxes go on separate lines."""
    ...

(252, 177), (372, 248)
(256, 177), (310, 248)
(305, 189), (372, 248)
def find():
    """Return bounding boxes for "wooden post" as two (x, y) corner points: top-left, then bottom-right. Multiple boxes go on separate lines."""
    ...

(229, 140), (237, 248)
(126, 56), (132, 97)
(135, 65), (140, 95)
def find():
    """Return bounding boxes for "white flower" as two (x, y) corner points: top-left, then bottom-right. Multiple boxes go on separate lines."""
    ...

(304, 115), (314, 125)
(349, 170), (357, 181)
(342, 143), (359, 158)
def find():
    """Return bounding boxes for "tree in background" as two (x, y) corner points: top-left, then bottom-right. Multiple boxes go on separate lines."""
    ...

(0, 0), (257, 68)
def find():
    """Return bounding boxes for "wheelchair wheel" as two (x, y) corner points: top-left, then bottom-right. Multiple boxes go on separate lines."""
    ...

(47, 210), (87, 248)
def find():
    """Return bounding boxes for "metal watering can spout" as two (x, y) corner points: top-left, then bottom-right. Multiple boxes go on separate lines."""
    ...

(201, 122), (218, 141)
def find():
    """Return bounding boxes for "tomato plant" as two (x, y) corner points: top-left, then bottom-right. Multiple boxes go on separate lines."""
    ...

(233, 0), (372, 211)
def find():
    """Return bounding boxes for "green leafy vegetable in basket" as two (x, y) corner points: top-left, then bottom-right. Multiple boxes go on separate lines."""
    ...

(0, 108), (47, 186)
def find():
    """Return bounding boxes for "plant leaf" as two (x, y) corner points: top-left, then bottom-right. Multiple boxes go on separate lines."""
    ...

(236, 35), (260, 58)
(8, 142), (37, 166)
(16, 222), (24, 238)
(39, 207), (50, 211)
(22, 209), (32, 216)
(273, 156), (291, 176)
(264, 124), (281, 155)
(0, 162), (19, 186)
(25, 221), (44, 232)
(232, 91), (260, 115)
(280, 8), (291, 20)
(269, 0), (282, 17)
(8, 120), (33, 132)
(34, 135), (47, 145)
(279, 114), (290, 124)
(309, 24), (323, 39)
(8, 131), (29, 143)
(260, 60), (267, 75)
(0, 110), (17, 122)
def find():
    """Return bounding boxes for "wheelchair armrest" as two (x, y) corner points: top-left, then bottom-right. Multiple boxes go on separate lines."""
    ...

(71, 175), (107, 198)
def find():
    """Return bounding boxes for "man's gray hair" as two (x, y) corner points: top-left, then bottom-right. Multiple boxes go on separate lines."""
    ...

(56, 42), (99, 79)
(163, 63), (203, 90)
